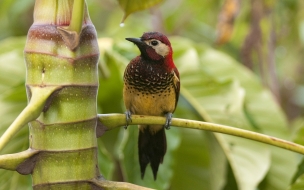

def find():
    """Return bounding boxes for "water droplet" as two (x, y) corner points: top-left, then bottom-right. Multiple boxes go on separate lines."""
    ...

(120, 23), (125, 27)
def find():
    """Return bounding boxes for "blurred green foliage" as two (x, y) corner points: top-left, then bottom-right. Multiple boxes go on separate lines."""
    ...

(0, 0), (304, 189)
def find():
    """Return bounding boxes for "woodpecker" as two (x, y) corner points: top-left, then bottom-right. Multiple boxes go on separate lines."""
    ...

(123, 32), (180, 180)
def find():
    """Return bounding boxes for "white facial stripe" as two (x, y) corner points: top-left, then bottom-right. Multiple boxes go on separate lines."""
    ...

(144, 39), (170, 57)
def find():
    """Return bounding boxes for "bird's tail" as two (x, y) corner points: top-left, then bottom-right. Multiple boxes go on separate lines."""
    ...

(138, 125), (167, 180)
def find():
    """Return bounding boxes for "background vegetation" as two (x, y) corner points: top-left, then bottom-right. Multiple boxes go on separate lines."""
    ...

(0, 0), (304, 189)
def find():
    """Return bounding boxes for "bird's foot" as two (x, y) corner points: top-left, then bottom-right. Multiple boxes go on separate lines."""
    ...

(125, 110), (132, 129)
(164, 113), (173, 130)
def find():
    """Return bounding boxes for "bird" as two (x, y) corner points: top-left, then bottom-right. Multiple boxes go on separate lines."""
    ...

(123, 32), (180, 180)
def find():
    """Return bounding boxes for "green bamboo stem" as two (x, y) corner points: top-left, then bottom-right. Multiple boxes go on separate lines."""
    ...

(22, 0), (101, 188)
(98, 114), (304, 155)
(0, 86), (60, 151)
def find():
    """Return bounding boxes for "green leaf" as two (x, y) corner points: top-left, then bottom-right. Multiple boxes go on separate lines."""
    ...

(97, 40), (125, 113)
(0, 37), (31, 189)
(289, 118), (304, 189)
(288, 173), (304, 190)
(171, 129), (214, 189)
(97, 140), (115, 179)
(291, 158), (304, 185)
(0, 38), (26, 92)
(171, 95), (227, 190)
(117, 0), (164, 23)
(172, 37), (271, 190)
(293, 118), (304, 146)
(189, 39), (298, 190)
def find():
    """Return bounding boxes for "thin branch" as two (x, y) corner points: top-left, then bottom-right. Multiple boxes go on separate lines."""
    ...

(0, 149), (39, 171)
(91, 178), (154, 190)
(0, 86), (61, 151)
(98, 114), (304, 155)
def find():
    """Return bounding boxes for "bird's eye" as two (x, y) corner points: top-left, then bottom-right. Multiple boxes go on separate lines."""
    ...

(151, 40), (158, 46)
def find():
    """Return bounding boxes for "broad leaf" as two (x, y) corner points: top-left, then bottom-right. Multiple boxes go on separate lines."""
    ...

(288, 174), (304, 190)
(193, 41), (298, 190)
(117, 0), (164, 23)
(0, 38), (31, 189)
(97, 140), (115, 179)
(172, 37), (272, 190)
(289, 118), (304, 188)
(171, 96), (223, 190)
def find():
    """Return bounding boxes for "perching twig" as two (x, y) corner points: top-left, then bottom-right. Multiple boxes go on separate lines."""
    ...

(98, 114), (304, 155)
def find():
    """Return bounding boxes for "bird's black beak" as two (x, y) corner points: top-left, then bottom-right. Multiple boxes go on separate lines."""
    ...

(125, 38), (144, 46)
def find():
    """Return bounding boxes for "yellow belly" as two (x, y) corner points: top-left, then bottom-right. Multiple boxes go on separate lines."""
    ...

(123, 84), (176, 116)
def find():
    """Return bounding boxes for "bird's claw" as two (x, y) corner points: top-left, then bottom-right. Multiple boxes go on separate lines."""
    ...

(164, 113), (173, 130)
(125, 110), (132, 129)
